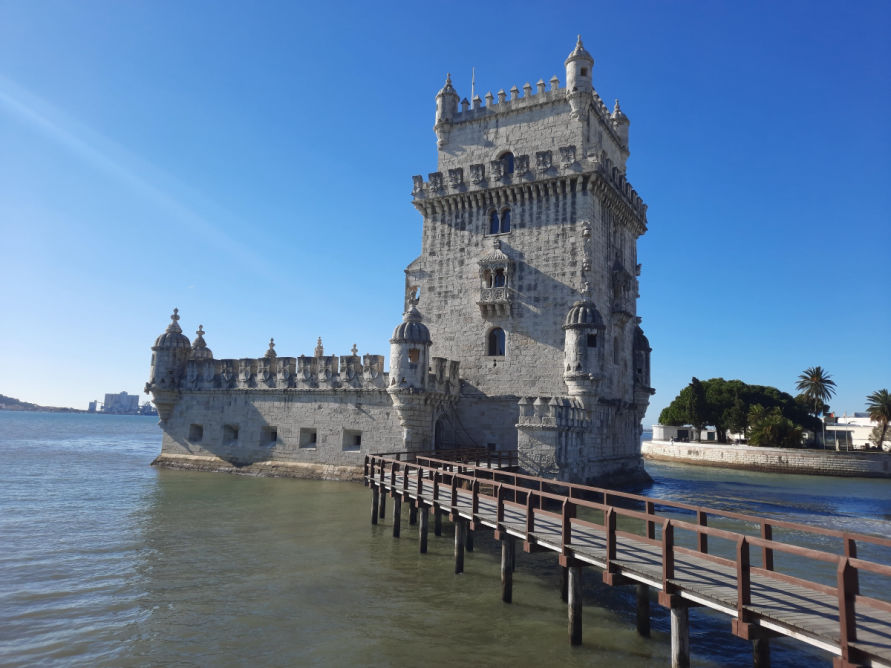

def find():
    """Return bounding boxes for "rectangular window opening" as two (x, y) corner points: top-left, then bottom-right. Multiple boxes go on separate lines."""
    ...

(223, 424), (239, 443)
(188, 424), (204, 442)
(299, 428), (318, 449)
(261, 426), (278, 447)
(342, 429), (362, 452)
(587, 334), (597, 347)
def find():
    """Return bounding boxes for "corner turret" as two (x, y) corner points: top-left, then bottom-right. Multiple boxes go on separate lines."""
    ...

(388, 307), (431, 391)
(434, 73), (459, 148)
(564, 35), (594, 92)
(146, 308), (191, 421)
(611, 98), (630, 149)
(562, 299), (605, 404)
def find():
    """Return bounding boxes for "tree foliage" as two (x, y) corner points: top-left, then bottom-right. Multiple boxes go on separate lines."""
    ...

(795, 366), (836, 419)
(658, 378), (818, 445)
(866, 388), (891, 450)
(747, 405), (804, 447)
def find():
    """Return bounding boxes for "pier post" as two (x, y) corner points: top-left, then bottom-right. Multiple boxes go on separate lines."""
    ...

(670, 606), (690, 668)
(379, 488), (386, 519)
(637, 583), (651, 637)
(409, 504), (418, 526)
(466, 526), (474, 552)
(568, 565), (583, 645)
(371, 485), (379, 525)
(392, 494), (401, 538)
(501, 536), (515, 603)
(454, 518), (466, 574)
(753, 638), (770, 668)
(560, 565), (568, 602)
(434, 508), (442, 536)
(419, 504), (429, 553)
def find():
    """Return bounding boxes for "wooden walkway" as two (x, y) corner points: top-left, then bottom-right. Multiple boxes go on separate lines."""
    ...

(365, 453), (891, 668)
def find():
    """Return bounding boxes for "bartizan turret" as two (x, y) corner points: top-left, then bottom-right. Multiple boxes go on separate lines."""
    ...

(565, 35), (594, 118)
(388, 307), (433, 449)
(562, 299), (605, 405)
(146, 308), (191, 422)
(434, 73), (459, 148)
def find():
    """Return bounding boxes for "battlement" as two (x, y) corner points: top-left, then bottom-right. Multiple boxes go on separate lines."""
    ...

(517, 395), (591, 431)
(411, 148), (647, 219)
(444, 75), (613, 126)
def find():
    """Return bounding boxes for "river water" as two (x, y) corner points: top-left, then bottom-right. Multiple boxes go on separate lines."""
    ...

(1, 412), (888, 667)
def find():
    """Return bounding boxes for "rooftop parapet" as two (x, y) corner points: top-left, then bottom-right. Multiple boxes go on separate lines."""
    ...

(517, 395), (591, 430)
(412, 147), (647, 219)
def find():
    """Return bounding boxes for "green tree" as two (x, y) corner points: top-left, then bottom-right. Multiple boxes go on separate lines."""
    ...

(725, 397), (748, 440)
(688, 377), (707, 441)
(866, 389), (891, 450)
(795, 366), (836, 420)
(748, 405), (803, 448)
(657, 378), (818, 443)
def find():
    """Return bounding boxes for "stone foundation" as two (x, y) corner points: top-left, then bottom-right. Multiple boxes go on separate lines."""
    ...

(151, 453), (364, 482)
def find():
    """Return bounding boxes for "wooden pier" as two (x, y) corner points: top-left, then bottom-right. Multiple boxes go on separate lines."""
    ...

(364, 452), (891, 668)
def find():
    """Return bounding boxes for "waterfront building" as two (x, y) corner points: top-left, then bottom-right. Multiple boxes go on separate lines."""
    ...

(103, 391), (139, 414)
(146, 37), (654, 484)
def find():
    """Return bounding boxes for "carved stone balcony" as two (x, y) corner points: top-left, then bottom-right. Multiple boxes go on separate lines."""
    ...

(478, 287), (511, 317)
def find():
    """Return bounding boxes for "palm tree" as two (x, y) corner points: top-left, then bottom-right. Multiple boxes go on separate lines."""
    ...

(795, 366), (837, 418)
(866, 389), (890, 450)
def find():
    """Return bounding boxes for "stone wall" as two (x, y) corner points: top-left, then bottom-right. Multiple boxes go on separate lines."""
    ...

(158, 390), (404, 471)
(642, 440), (891, 478)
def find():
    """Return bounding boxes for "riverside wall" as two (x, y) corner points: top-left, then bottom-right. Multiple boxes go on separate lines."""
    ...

(642, 440), (891, 478)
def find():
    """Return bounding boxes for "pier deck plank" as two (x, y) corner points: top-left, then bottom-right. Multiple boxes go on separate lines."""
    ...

(372, 468), (891, 667)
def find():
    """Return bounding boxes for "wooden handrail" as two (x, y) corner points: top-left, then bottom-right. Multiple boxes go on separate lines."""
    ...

(366, 451), (891, 655)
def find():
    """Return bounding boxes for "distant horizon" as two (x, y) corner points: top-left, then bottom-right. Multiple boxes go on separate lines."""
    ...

(1, 1), (888, 425)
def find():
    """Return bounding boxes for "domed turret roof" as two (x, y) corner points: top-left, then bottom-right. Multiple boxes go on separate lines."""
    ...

(154, 308), (192, 349)
(436, 72), (458, 98)
(611, 98), (628, 123)
(564, 35), (594, 66)
(634, 326), (651, 351)
(390, 307), (432, 344)
(190, 324), (213, 360)
(479, 239), (510, 266)
(563, 300), (605, 329)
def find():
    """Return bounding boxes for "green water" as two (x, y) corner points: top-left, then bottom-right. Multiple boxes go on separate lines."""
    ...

(4, 412), (888, 665)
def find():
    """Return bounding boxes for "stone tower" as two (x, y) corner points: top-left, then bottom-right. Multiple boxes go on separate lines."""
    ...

(406, 36), (654, 484)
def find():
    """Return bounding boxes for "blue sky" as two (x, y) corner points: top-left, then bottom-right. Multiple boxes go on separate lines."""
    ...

(1, 1), (888, 425)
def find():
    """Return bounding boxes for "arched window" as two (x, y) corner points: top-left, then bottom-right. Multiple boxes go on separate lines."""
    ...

(493, 268), (506, 287)
(482, 269), (494, 288)
(487, 328), (506, 356)
(489, 210), (500, 235)
(500, 152), (514, 175)
(500, 208), (511, 233)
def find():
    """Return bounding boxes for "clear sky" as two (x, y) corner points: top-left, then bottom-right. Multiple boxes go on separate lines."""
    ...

(1, 0), (888, 426)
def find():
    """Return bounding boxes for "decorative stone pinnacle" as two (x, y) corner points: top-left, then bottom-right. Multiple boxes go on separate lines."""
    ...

(493, 239), (501, 250)
(314, 337), (324, 357)
(351, 343), (358, 356)
(197, 325), (205, 336)
(167, 308), (182, 333)
(265, 337), (276, 358)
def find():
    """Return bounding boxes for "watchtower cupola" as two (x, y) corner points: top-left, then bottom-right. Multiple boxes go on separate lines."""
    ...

(564, 35), (594, 93)
(434, 73), (460, 148)
(562, 299), (605, 402)
(389, 307), (432, 391)
(146, 308), (191, 422)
